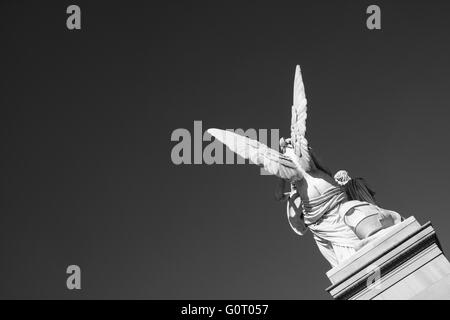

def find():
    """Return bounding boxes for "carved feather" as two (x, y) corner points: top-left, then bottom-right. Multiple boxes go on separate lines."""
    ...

(291, 65), (311, 169)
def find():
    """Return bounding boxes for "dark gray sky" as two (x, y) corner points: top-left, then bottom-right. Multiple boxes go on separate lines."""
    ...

(1, 0), (450, 299)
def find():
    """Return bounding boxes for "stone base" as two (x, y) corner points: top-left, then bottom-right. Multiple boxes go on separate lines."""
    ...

(326, 216), (450, 300)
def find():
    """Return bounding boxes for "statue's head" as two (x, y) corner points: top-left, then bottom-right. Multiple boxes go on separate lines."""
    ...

(279, 137), (293, 154)
(334, 170), (351, 185)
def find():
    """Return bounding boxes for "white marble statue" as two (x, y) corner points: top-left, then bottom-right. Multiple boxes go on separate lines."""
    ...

(207, 66), (402, 267)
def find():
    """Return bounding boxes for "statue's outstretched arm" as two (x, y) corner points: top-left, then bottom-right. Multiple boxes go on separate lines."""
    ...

(207, 128), (304, 181)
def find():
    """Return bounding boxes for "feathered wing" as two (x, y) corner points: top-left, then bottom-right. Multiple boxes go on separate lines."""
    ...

(207, 128), (302, 180)
(291, 65), (311, 169)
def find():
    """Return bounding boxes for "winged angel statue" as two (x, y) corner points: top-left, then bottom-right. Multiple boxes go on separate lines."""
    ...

(207, 66), (403, 267)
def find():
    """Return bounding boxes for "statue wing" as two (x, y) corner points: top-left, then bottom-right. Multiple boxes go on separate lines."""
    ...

(291, 65), (311, 167)
(207, 128), (302, 180)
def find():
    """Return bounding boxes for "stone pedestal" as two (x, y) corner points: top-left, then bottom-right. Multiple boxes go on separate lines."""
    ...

(326, 217), (450, 300)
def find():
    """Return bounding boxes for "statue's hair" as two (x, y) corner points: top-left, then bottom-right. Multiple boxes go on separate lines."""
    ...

(344, 178), (377, 205)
